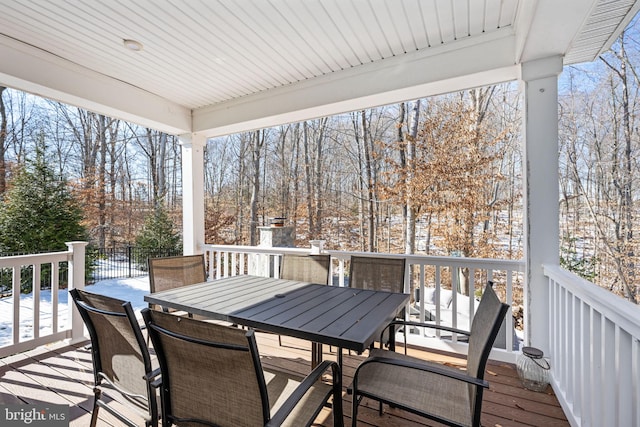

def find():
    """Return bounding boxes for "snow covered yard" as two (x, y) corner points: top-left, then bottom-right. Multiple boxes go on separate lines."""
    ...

(0, 276), (150, 347)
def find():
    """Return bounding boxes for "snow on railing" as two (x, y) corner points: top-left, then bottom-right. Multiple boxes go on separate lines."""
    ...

(202, 243), (525, 361)
(544, 265), (640, 427)
(0, 242), (86, 358)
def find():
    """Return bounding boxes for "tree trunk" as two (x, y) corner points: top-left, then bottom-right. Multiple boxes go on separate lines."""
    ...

(600, 34), (637, 302)
(313, 118), (327, 239)
(107, 119), (119, 247)
(397, 102), (407, 249)
(249, 130), (264, 246)
(97, 114), (107, 248)
(0, 87), (7, 195)
(236, 135), (247, 244)
(291, 123), (301, 230)
(405, 100), (420, 255)
(351, 113), (366, 251)
(361, 111), (376, 252)
(303, 121), (314, 238)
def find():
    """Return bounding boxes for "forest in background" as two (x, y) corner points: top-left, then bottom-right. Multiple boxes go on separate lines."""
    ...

(0, 22), (639, 304)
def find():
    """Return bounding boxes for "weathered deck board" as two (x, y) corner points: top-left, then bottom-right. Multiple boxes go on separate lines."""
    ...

(0, 334), (568, 426)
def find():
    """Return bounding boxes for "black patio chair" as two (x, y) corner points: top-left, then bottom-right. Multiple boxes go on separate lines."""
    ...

(147, 254), (207, 313)
(278, 253), (331, 354)
(142, 308), (344, 427)
(349, 255), (407, 350)
(349, 281), (509, 427)
(70, 288), (160, 427)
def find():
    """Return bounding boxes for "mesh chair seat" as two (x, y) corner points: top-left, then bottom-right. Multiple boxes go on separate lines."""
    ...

(280, 254), (331, 284)
(348, 256), (406, 293)
(70, 289), (159, 427)
(148, 254), (207, 293)
(278, 254), (331, 357)
(148, 254), (211, 319)
(354, 349), (473, 426)
(143, 308), (344, 427)
(350, 282), (509, 427)
(349, 256), (407, 349)
(263, 369), (334, 427)
(148, 254), (206, 312)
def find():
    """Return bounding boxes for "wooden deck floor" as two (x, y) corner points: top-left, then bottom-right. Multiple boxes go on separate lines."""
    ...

(0, 333), (569, 426)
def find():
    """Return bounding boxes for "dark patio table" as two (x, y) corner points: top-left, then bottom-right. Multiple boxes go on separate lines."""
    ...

(144, 274), (409, 368)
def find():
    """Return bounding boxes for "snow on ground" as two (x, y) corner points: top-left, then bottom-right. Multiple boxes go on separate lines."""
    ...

(0, 276), (150, 348)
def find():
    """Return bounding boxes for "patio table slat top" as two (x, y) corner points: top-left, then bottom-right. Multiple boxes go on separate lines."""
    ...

(144, 275), (409, 353)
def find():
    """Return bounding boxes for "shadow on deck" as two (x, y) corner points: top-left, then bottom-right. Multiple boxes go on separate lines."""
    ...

(0, 333), (568, 426)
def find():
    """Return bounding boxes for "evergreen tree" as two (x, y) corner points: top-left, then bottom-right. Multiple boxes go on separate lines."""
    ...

(134, 203), (181, 267)
(0, 136), (86, 253)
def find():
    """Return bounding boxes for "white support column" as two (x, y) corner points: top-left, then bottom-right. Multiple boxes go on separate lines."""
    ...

(66, 241), (87, 343)
(180, 133), (206, 255)
(521, 56), (563, 353)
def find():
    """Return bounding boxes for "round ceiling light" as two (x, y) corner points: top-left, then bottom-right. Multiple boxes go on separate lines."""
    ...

(123, 39), (143, 52)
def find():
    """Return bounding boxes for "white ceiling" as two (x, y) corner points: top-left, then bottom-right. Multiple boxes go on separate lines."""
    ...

(0, 0), (638, 137)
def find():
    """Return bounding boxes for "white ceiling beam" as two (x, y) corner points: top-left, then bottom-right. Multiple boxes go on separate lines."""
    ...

(519, 0), (599, 62)
(0, 34), (191, 135)
(193, 31), (520, 138)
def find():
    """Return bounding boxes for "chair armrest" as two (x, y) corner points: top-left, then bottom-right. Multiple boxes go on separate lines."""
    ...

(358, 355), (489, 389)
(382, 319), (470, 342)
(266, 360), (341, 427)
(144, 367), (162, 389)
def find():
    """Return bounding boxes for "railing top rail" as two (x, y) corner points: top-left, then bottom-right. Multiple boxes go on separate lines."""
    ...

(544, 264), (640, 338)
(327, 250), (525, 270)
(0, 250), (71, 268)
(202, 244), (525, 271)
(202, 245), (312, 255)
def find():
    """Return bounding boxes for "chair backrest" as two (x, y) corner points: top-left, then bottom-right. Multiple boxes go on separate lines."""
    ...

(280, 254), (331, 284)
(349, 256), (406, 293)
(148, 254), (206, 293)
(142, 308), (269, 426)
(466, 282), (509, 419)
(70, 288), (153, 400)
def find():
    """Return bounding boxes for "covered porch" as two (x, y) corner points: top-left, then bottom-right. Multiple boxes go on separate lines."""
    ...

(1, 1), (640, 426)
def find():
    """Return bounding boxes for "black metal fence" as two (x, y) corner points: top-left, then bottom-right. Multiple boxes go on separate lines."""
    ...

(88, 246), (182, 283)
(0, 247), (182, 295)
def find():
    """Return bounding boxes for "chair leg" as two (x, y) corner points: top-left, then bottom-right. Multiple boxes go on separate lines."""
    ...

(90, 388), (101, 427)
(404, 327), (408, 355)
(147, 383), (159, 427)
(351, 394), (362, 427)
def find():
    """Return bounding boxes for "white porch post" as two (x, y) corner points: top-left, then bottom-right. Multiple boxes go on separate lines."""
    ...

(521, 56), (563, 353)
(180, 133), (206, 255)
(66, 241), (87, 343)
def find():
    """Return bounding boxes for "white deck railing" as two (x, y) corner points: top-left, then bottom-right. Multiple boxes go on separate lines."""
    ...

(544, 264), (640, 427)
(4, 242), (638, 425)
(202, 243), (525, 362)
(0, 242), (86, 358)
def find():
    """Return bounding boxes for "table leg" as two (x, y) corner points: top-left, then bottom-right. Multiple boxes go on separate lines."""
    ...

(388, 324), (396, 352)
(311, 342), (323, 369)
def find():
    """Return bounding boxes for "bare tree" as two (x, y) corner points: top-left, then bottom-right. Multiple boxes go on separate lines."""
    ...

(559, 31), (639, 303)
(301, 119), (329, 240)
(249, 130), (265, 245)
(600, 35), (637, 302)
(0, 87), (6, 195)
(405, 100), (420, 255)
(130, 127), (169, 206)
